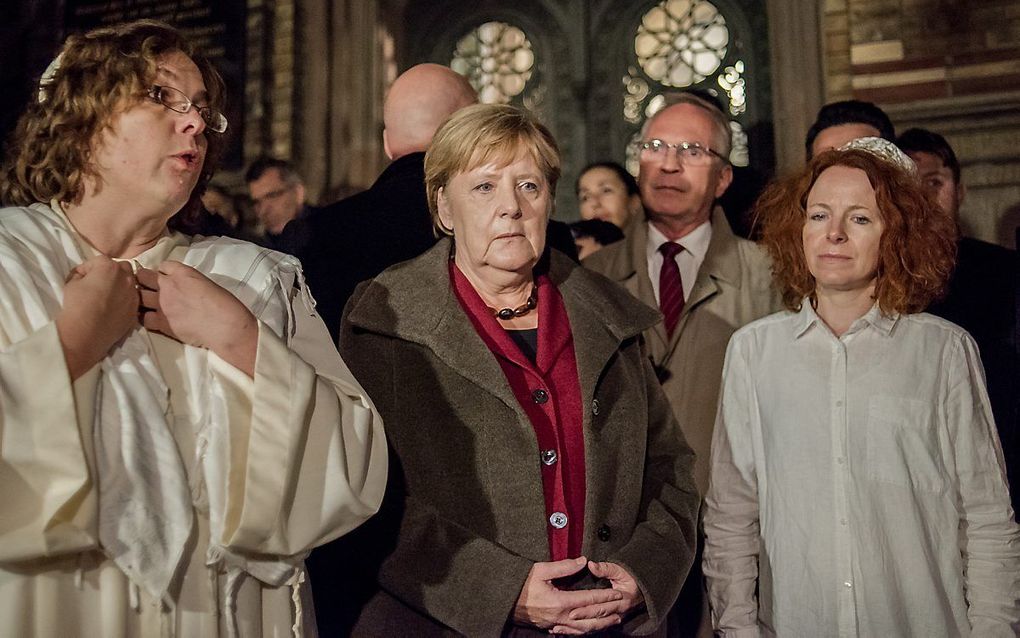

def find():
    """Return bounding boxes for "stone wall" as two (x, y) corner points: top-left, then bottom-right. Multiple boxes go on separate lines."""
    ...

(236, 0), (391, 204)
(822, 0), (1020, 247)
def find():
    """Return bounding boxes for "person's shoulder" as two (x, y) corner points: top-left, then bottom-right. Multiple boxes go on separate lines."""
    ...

(0, 202), (58, 226)
(555, 252), (660, 334)
(732, 308), (797, 341)
(724, 309), (799, 366)
(0, 203), (69, 249)
(582, 233), (635, 277)
(960, 236), (1014, 259)
(730, 235), (772, 268)
(0, 203), (43, 219)
(898, 311), (975, 341)
(187, 233), (301, 270)
(717, 234), (776, 296)
(957, 236), (1016, 276)
(343, 240), (450, 335)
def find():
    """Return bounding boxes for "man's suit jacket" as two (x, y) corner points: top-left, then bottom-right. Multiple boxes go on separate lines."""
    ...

(283, 153), (438, 342)
(929, 236), (1018, 507)
(338, 240), (700, 636)
(584, 208), (782, 495)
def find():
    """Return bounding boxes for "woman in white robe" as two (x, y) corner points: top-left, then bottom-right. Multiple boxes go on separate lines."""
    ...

(0, 20), (387, 637)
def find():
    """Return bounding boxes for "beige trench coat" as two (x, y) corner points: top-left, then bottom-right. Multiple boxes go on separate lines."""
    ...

(584, 208), (782, 496)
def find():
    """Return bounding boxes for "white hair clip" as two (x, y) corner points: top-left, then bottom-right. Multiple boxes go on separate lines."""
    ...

(838, 136), (917, 175)
(37, 52), (64, 103)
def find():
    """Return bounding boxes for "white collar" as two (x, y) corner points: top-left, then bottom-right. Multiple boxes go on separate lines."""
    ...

(645, 218), (712, 261)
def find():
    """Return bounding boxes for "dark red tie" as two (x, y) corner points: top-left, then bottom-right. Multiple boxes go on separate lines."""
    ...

(658, 241), (685, 337)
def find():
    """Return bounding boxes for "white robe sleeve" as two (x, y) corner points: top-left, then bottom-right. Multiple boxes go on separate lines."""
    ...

(204, 297), (388, 556)
(0, 321), (100, 562)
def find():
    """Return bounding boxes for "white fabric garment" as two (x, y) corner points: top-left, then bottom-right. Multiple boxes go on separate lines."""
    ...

(646, 217), (712, 304)
(0, 203), (388, 637)
(703, 303), (1020, 637)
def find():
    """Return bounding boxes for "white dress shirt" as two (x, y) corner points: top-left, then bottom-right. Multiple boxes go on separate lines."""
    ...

(704, 303), (1020, 637)
(646, 219), (712, 304)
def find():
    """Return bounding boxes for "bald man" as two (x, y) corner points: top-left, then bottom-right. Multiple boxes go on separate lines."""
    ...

(285, 64), (477, 343)
(382, 62), (476, 160)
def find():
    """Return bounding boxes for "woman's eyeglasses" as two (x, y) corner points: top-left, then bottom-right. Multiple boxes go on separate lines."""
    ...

(148, 85), (228, 134)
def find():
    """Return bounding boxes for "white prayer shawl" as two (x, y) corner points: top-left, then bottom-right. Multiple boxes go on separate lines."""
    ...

(0, 202), (329, 635)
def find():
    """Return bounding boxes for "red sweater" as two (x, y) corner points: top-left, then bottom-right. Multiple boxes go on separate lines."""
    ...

(451, 262), (586, 560)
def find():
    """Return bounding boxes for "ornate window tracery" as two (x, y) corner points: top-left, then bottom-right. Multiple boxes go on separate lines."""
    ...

(626, 0), (750, 167)
(450, 21), (535, 105)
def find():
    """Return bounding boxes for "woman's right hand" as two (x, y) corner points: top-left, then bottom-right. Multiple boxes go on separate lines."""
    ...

(56, 256), (139, 380)
(513, 556), (625, 634)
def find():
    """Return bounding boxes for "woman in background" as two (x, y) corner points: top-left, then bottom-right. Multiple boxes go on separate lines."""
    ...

(576, 161), (641, 229)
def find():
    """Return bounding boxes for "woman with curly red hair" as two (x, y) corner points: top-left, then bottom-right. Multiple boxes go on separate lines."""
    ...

(703, 141), (1020, 636)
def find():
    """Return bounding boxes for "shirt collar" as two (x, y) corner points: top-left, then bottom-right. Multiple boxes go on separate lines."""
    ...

(792, 298), (899, 340)
(645, 218), (712, 261)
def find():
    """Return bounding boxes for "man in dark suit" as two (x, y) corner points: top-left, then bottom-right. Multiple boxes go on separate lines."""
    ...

(245, 157), (316, 253)
(283, 64), (478, 342)
(897, 127), (1018, 506)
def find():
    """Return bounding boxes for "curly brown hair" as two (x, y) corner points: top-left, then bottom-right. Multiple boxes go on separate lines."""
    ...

(758, 148), (957, 315)
(0, 20), (227, 220)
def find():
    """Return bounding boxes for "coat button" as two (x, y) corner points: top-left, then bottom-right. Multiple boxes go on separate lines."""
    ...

(541, 449), (558, 465)
(532, 389), (549, 404)
(549, 512), (568, 529)
(592, 399), (600, 415)
(597, 524), (611, 541)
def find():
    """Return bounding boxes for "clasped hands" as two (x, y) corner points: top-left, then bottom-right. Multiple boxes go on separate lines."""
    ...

(56, 255), (257, 379)
(513, 556), (644, 635)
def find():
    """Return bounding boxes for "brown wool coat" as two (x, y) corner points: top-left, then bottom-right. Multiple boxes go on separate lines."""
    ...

(584, 209), (782, 497)
(339, 239), (701, 637)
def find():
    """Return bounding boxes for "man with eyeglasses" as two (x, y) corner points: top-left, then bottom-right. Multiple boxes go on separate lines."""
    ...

(244, 156), (312, 251)
(585, 92), (781, 638)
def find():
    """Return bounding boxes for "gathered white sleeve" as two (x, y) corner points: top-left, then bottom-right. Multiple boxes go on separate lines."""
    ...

(204, 299), (388, 557)
(945, 334), (1020, 635)
(0, 321), (100, 562)
(703, 336), (763, 638)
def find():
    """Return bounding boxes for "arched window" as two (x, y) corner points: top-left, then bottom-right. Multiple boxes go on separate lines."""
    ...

(450, 21), (536, 106)
(624, 0), (751, 171)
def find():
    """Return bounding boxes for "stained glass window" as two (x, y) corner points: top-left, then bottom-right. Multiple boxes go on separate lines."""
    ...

(451, 22), (534, 104)
(635, 0), (729, 87)
(626, 0), (749, 167)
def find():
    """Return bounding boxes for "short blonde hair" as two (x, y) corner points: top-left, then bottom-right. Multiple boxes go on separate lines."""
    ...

(0, 20), (226, 220)
(424, 104), (560, 235)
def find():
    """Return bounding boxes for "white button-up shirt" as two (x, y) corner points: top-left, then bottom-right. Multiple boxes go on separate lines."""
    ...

(704, 303), (1020, 637)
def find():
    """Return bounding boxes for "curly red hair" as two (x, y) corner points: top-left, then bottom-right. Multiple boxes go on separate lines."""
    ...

(757, 149), (957, 315)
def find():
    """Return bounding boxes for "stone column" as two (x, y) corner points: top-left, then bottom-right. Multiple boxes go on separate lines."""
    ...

(766, 0), (827, 172)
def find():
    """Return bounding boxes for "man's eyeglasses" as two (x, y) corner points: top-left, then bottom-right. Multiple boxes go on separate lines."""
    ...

(148, 85), (228, 133)
(636, 139), (727, 166)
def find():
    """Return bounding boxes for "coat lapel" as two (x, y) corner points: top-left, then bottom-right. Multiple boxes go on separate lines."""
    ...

(346, 239), (525, 418)
(549, 251), (660, 426)
(592, 221), (671, 361)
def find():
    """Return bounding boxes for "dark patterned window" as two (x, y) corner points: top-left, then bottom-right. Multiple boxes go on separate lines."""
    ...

(451, 22), (535, 105)
(625, 0), (750, 170)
